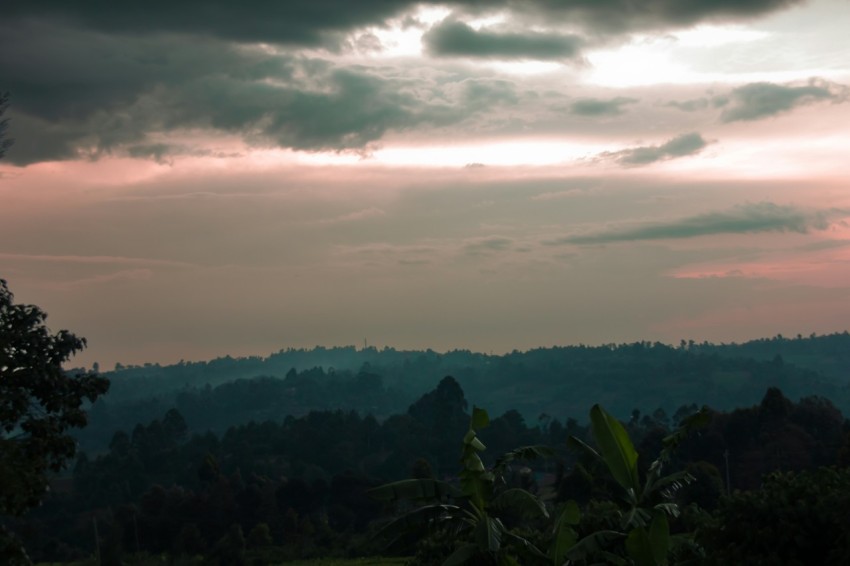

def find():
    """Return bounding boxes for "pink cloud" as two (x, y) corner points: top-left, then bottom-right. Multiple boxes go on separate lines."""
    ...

(669, 237), (850, 288)
(653, 296), (850, 342)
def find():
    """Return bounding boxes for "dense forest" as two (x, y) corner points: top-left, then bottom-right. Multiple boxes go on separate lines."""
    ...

(6, 379), (850, 563)
(4, 333), (850, 564)
(74, 334), (850, 454)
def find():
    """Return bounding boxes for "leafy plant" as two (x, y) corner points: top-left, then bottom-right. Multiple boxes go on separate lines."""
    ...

(698, 466), (850, 564)
(1, 279), (110, 563)
(562, 404), (709, 565)
(369, 406), (554, 565)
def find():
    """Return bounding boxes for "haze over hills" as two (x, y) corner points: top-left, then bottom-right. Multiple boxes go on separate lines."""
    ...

(75, 331), (850, 453)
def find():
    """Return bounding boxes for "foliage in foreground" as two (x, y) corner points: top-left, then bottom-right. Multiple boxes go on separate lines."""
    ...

(371, 403), (708, 565)
(559, 404), (710, 565)
(8, 354), (850, 564)
(370, 406), (555, 565)
(1, 280), (110, 564)
(698, 466), (850, 565)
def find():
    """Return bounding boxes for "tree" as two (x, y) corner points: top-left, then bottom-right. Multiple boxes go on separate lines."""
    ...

(1, 279), (110, 562)
(699, 466), (850, 564)
(0, 92), (13, 160)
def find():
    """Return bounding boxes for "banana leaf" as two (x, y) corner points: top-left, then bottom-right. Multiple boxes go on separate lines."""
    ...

(590, 404), (640, 495)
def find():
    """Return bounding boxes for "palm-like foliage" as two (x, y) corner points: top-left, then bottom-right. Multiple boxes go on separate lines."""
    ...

(563, 405), (709, 565)
(369, 404), (707, 566)
(369, 407), (554, 565)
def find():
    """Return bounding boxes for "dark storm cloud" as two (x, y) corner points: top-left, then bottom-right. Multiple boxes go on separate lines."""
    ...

(494, 0), (805, 34)
(550, 203), (838, 245)
(4, 0), (805, 48)
(719, 80), (848, 122)
(169, 69), (479, 151)
(126, 144), (241, 164)
(126, 144), (191, 164)
(423, 19), (583, 61)
(0, 20), (298, 163)
(605, 132), (708, 166)
(0, 20), (519, 164)
(0, 0), (809, 164)
(3, 0), (419, 47)
(570, 97), (638, 116)
(1, 113), (87, 164)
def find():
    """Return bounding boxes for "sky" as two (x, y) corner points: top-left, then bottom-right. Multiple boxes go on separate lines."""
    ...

(2, 0), (850, 369)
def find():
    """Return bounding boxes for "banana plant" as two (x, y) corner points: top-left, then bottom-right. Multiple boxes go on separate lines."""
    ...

(562, 404), (709, 566)
(369, 406), (555, 565)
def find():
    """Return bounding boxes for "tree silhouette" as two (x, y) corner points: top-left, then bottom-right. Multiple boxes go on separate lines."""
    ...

(1, 279), (110, 562)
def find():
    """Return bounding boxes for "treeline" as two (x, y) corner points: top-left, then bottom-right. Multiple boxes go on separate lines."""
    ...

(76, 334), (850, 453)
(692, 331), (850, 379)
(77, 366), (408, 453)
(9, 377), (850, 564)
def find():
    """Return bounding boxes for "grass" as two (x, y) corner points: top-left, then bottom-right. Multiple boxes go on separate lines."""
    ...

(37, 556), (411, 566)
(281, 559), (410, 565)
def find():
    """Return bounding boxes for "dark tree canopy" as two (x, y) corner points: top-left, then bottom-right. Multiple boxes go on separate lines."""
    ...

(1, 279), (109, 560)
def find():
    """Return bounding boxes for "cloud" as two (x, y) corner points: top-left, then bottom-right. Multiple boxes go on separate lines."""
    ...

(175, 69), (450, 151)
(719, 79), (847, 122)
(424, 19), (583, 61)
(0, 21), (294, 163)
(665, 98), (709, 112)
(5, 0), (804, 46)
(0, 0), (812, 165)
(127, 143), (181, 163)
(335, 242), (440, 267)
(530, 189), (586, 201)
(463, 236), (514, 255)
(460, 78), (520, 106)
(45, 269), (154, 290)
(3, 0), (417, 47)
(549, 203), (842, 245)
(0, 20), (522, 164)
(570, 97), (638, 116)
(451, 0), (806, 38)
(318, 207), (386, 224)
(0, 21), (292, 123)
(0, 252), (197, 268)
(606, 132), (708, 166)
(126, 143), (240, 164)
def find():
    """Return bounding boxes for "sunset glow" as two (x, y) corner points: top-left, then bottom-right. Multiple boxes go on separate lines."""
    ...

(2, 0), (850, 367)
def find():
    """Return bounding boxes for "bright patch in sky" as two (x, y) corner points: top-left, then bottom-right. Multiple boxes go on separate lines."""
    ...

(584, 41), (691, 87)
(674, 25), (770, 48)
(484, 60), (563, 75)
(361, 6), (451, 57)
(371, 139), (605, 167)
(3, 0), (850, 366)
(583, 20), (847, 87)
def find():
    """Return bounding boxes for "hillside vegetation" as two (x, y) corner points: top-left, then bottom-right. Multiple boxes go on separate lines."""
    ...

(76, 333), (850, 453)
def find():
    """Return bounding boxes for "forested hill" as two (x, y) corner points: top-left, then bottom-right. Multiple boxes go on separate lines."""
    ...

(76, 333), (850, 453)
(692, 331), (850, 380)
